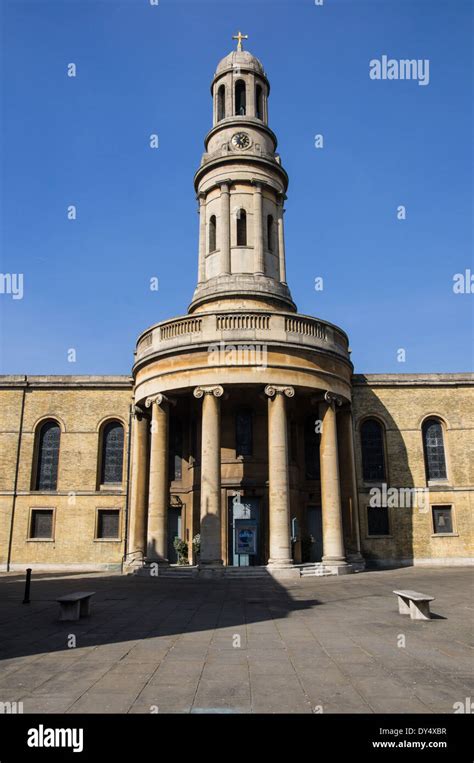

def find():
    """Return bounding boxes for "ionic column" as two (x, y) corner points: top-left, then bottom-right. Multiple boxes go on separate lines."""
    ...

(253, 181), (265, 274)
(320, 392), (348, 569)
(197, 193), (206, 283)
(264, 385), (294, 566)
(220, 182), (231, 275)
(127, 405), (149, 565)
(339, 406), (363, 559)
(193, 385), (224, 566)
(145, 394), (171, 564)
(277, 195), (287, 284)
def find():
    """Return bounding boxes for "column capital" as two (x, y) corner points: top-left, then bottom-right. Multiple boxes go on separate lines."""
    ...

(324, 391), (344, 408)
(219, 180), (232, 191)
(197, 192), (206, 204)
(131, 404), (147, 418)
(194, 384), (224, 399)
(265, 384), (295, 399)
(145, 393), (175, 408)
(251, 179), (263, 191)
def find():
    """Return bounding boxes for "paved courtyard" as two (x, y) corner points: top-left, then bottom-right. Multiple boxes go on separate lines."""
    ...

(0, 567), (472, 714)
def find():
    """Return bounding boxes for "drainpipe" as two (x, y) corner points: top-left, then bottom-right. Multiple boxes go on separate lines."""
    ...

(122, 402), (133, 570)
(6, 379), (27, 571)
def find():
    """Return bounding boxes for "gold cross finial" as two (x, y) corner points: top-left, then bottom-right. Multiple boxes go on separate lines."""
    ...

(232, 31), (248, 52)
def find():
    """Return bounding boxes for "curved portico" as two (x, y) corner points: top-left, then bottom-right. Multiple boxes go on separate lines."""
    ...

(127, 37), (362, 576)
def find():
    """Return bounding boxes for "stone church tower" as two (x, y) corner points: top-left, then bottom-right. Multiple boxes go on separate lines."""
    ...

(128, 36), (361, 576)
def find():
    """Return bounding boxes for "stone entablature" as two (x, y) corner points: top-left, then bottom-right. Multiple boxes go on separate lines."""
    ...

(134, 310), (350, 367)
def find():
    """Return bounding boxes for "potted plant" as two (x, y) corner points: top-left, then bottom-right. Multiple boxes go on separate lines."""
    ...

(192, 533), (201, 565)
(173, 537), (189, 565)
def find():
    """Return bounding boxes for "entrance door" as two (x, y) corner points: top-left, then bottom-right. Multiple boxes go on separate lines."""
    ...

(228, 496), (260, 566)
(307, 505), (323, 562)
(167, 507), (182, 564)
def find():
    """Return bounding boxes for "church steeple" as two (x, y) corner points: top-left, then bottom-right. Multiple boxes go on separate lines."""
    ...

(189, 36), (296, 314)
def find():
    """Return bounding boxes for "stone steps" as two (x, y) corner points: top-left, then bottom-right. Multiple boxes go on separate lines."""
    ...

(134, 563), (335, 579)
(298, 563), (334, 577)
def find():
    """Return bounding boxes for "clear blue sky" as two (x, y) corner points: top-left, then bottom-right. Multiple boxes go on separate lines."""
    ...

(1, 0), (472, 375)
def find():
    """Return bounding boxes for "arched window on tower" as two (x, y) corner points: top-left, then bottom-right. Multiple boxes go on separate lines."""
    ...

(267, 215), (274, 251)
(217, 85), (226, 121)
(235, 80), (246, 116)
(255, 84), (263, 120)
(34, 420), (61, 491)
(236, 209), (247, 246)
(360, 419), (386, 482)
(100, 421), (124, 485)
(209, 215), (217, 252)
(422, 418), (447, 481)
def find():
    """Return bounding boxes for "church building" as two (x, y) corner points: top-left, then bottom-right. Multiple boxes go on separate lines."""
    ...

(1, 38), (472, 576)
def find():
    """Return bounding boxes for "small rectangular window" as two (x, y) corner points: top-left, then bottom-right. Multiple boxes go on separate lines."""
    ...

(367, 506), (390, 536)
(97, 509), (120, 539)
(30, 509), (53, 539)
(432, 505), (453, 534)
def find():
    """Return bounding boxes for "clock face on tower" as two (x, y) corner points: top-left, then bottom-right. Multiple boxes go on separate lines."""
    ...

(231, 132), (251, 150)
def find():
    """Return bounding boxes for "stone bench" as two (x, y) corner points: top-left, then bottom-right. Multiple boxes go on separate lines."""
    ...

(57, 592), (95, 622)
(393, 589), (434, 621)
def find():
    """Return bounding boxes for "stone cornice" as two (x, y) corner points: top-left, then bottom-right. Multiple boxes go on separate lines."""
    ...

(0, 375), (133, 390)
(352, 373), (474, 388)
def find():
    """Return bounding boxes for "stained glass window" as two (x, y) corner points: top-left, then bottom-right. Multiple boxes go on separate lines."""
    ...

(361, 419), (386, 482)
(422, 419), (447, 481)
(35, 421), (60, 491)
(100, 422), (124, 484)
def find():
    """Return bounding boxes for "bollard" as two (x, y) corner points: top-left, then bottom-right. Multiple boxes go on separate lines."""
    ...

(23, 568), (32, 604)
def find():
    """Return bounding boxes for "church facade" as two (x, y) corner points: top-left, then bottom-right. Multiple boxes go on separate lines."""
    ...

(1, 42), (473, 575)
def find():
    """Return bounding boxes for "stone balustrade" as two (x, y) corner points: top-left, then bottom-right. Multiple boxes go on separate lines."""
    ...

(134, 310), (350, 365)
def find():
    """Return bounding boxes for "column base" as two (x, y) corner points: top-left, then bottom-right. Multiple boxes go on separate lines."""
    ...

(266, 561), (300, 580)
(198, 561), (224, 579)
(322, 557), (353, 575)
(267, 558), (293, 567)
(122, 553), (146, 574)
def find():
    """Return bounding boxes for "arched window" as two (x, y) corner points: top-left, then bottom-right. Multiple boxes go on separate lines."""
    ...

(236, 209), (247, 246)
(35, 420), (61, 491)
(267, 215), (274, 251)
(209, 215), (217, 252)
(100, 421), (124, 484)
(360, 419), (386, 481)
(255, 84), (263, 120)
(422, 418), (447, 481)
(304, 416), (320, 480)
(235, 80), (246, 116)
(217, 84), (226, 121)
(236, 409), (253, 457)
